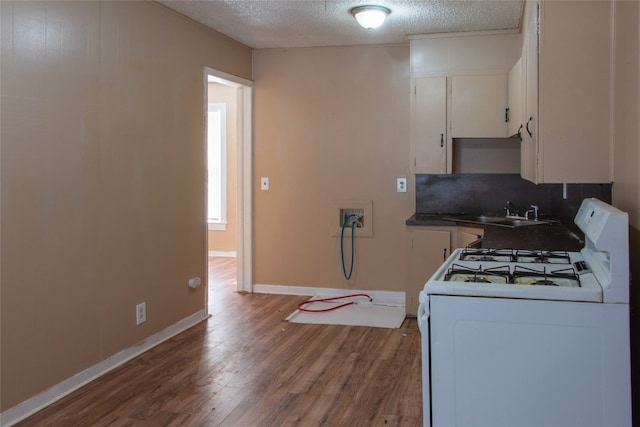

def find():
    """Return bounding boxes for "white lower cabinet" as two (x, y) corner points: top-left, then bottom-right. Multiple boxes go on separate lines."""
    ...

(406, 227), (453, 315)
(406, 225), (484, 316)
(457, 225), (484, 249)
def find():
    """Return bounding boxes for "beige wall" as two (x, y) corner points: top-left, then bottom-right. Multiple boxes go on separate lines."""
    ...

(252, 45), (413, 291)
(3, 0), (636, 418)
(612, 0), (640, 416)
(613, 1), (640, 236)
(0, 0), (251, 411)
(207, 83), (238, 253)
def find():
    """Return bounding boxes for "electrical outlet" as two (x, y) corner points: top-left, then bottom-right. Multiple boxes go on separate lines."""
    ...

(261, 177), (270, 190)
(397, 177), (407, 193)
(136, 302), (146, 325)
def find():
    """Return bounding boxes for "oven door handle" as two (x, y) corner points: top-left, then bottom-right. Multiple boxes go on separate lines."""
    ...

(417, 299), (429, 334)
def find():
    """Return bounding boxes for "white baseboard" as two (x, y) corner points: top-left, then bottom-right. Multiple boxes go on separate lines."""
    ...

(253, 284), (405, 306)
(208, 250), (237, 258)
(1, 310), (209, 427)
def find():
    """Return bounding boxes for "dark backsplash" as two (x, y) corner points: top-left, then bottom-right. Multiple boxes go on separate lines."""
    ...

(416, 174), (612, 233)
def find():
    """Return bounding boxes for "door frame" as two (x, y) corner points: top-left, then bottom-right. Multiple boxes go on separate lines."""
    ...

(204, 67), (253, 299)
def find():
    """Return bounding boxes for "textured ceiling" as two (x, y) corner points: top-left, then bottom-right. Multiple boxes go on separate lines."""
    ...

(157, 0), (524, 49)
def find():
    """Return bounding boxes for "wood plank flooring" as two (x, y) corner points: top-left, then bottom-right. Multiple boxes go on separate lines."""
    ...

(16, 258), (423, 426)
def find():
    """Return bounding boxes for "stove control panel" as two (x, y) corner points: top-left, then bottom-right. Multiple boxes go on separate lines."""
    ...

(573, 260), (590, 274)
(574, 198), (629, 303)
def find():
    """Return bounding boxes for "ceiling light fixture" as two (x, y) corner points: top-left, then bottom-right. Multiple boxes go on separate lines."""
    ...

(351, 5), (391, 30)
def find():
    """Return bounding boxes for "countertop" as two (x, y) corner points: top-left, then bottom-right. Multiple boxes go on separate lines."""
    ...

(406, 213), (584, 252)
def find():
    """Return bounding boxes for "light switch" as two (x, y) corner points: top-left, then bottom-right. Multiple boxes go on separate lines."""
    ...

(261, 177), (270, 190)
(397, 177), (407, 193)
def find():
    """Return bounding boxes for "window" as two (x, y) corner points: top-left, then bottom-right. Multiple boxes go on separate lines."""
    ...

(208, 103), (227, 230)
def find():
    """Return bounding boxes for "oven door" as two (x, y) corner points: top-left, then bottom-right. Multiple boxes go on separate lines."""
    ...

(417, 296), (432, 427)
(429, 295), (631, 427)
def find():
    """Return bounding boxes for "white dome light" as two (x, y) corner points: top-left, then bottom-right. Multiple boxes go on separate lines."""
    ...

(351, 5), (391, 30)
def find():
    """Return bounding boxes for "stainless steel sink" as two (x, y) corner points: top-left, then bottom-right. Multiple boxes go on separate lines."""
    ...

(496, 218), (546, 227)
(443, 215), (503, 224)
(443, 215), (550, 228)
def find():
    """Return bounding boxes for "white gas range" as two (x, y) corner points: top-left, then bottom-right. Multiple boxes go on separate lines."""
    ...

(418, 198), (631, 427)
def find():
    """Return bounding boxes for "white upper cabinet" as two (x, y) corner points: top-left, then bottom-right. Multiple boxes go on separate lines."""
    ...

(507, 58), (523, 138)
(521, 0), (613, 184)
(520, 1), (539, 183)
(410, 32), (522, 174)
(410, 8), (614, 184)
(450, 74), (509, 138)
(411, 76), (447, 174)
(410, 32), (522, 76)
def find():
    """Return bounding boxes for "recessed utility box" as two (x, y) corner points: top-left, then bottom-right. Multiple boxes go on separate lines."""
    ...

(333, 200), (373, 237)
(339, 208), (364, 228)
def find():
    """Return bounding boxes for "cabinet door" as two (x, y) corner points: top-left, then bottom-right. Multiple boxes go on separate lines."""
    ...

(412, 76), (447, 174)
(521, 0), (539, 183)
(456, 225), (484, 249)
(450, 74), (508, 138)
(537, 0), (612, 183)
(507, 58), (523, 138)
(521, 0), (613, 184)
(405, 228), (451, 316)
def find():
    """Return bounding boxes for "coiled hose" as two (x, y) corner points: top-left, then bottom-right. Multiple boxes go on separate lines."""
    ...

(341, 213), (358, 280)
(296, 214), (371, 313)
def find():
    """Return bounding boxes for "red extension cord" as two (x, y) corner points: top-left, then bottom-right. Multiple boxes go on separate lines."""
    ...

(297, 293), (372, 313)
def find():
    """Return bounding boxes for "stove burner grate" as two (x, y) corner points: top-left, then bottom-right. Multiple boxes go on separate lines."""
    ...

(512, 265), (581, 287)
(445, 264), (511, 284)
(459, 248), (516, 262)
(515, 250), (571, 264)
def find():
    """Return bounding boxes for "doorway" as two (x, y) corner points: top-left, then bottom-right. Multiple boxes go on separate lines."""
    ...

(204, 67), (253, 313)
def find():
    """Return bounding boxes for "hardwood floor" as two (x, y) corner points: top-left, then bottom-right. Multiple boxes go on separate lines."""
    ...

(16, 258), (423, 426)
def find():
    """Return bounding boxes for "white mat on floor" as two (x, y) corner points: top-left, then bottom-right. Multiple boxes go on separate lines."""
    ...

(286, 297), (405, 329)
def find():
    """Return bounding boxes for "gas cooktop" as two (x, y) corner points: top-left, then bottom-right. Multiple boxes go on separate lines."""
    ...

(423, 199), (629, 304)
(425, 247), (601, 302)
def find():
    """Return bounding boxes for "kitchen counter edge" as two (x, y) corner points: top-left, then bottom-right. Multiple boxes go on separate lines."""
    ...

(406, 214), (584, 252)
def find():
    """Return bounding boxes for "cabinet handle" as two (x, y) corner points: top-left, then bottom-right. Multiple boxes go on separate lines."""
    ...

(505, 107), (510, 123)
(443, 248), (447, 260)
(517, 124), (523, 142)
(526, 116), (533, 137)
(440, 133), (444, 148)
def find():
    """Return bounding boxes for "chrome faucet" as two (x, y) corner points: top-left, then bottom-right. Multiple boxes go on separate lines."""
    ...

(525, 205), (540, 221)
(504, 201), (519, 217)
